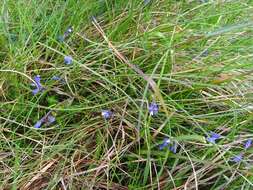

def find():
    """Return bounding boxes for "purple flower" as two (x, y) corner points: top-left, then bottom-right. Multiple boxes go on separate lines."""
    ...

(32, 88), (40, 95)
(232, 154), (243, 163)
(159, 138), (178, 153)
(244, 139), (252, 149)
(47, 115), (56, 124)
(206, 132), (221, 144)
(101, 110), (112, 119)
(64, 56), (73, 65)
(34, 119), (43, 128)
(32, 75), (41, 86)
(210, 132), (221, 139)
(148, 102), (159, 116)
(159, 138), (170, 150)
(34, 112), (56, 128)
(31, 75), (44, 95)
(169, 143), (178, 154)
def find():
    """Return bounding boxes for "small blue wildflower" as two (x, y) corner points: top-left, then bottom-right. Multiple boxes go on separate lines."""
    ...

(47, 115), (56, 125)
(148, 102), (159, 116)
(159, 138), (170, 150)
(210, 132), (221, 139)
(31, 75), (44, 95)
(232, 154), (243, 163)
(206, 132), (221, 144)
(34, 119), (43, 128)
(102, 110), (112, 119)
(34, 112), (55, 128)
(159, 138), (178, 153)
(33, 75), (41, 85)
(244, 139), (252, 149)
(32, 88), (40, 95)
(64, 56), (73, 65)
(169, 143), (178, 154)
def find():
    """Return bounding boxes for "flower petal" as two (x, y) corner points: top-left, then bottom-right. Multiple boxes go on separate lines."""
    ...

(102, 110), (112, 119)
(34, 75), (41, 84)
(148, 102), (159, 116)
(159, 143), (166, 150)
(244, 139), (252, 149)
(64, 56), (73, 65)
(232, 154), (243, 163)
(206, 137), (216, 144)
(32, 88), (40, 95)
(34, 120), (43, 128)
(169, 143), (178, 154)
(210, 132), (221, 139)
(159, 138), (170, 150)
(47, 115), (56, 124)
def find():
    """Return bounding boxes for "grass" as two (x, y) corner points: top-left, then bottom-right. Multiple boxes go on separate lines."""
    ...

(1, 0), (253, 189)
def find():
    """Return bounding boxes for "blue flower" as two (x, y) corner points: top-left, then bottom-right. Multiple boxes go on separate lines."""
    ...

(34, 119), (43, 128)
(206, 132), (221, 144)
(32, 88), (40, 95)
(231, 154), (243, 163)
(159, 138), (178, 153)
(244, 139), (252, 149)
(31, 75), (44, 95)
(169, 143), (178, 154)
(102, 110), (112, 119)
(64, 56), (73, 65)
(148, 102), (159, 116)
(34, 112), (56, 128)
(159, 138), (170, 150)
(46, 115), (56, 125)
(32, 75), (41, 85)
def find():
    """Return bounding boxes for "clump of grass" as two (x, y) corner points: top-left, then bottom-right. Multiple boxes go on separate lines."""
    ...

(1, 0), (253, 189)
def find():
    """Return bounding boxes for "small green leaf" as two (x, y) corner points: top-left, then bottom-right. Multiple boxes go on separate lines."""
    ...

(175, 135), (205, 143)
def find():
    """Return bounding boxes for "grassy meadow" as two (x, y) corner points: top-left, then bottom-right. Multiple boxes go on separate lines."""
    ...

(1, 0), (253, 189)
